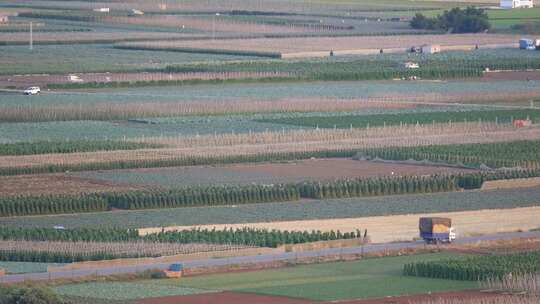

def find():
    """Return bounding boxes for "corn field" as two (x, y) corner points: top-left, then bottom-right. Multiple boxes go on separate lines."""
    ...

(403, 251), (540, 281)
(482, 273), (540, 295)
(0, 240), (250, 263)
(1, 122), (538, 176)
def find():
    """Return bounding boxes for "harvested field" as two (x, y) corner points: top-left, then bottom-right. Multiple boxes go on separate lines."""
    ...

(136, 291), (312, 304)
(0, 174), (141, 196)
(144, 206), (540, 243)
(483, 70), (540, 81)
(334, 290), (501, 304)
(76, 159), (476, 187)
(481, 177), (540, 191)
(121, 34), (519, 58)
(0, 31), (200, 44)
(1, 122), (537, 170)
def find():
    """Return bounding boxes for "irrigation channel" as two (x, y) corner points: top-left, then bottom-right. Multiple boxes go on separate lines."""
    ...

(2, 230), (540, 283)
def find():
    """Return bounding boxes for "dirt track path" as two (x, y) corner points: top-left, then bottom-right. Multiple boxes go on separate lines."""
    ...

(141, 206), (540, 243)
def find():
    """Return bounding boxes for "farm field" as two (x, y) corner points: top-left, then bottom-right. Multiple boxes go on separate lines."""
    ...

(1, 187), (538, 229)
(0, 173), (142, 196)
(2, 79), (539, 107)
(0, 261), (58, 274)
(164, 253), (475, 301)
(121, 34), (519, 58)
(53, 281), (214, 301)
(1, 0), (540, 297)
(155, 206), (540, 243)
(74, 159), (476, 188)
(0, 44), (261, 75)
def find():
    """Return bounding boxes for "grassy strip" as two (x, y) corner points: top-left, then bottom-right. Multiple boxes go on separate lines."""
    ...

(355, 140), (540, 169)
(0, 140), (161, 156)
(46, 76), (296, 90)
(115, 44), (282, 58)
(404, 251), (540, 280)
(257, 109), (540, 129)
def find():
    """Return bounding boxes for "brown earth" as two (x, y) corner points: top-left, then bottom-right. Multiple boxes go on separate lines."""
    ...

(0, 174), (143, 196)
(333, 290), (501, 304)
(227, 159), (475, 180)
(483, 70), (540, 81)
(481, 177), (540, 191)
(136, 291), (313, 304)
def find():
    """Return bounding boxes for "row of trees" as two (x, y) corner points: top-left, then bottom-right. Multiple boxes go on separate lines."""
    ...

(0, 227), (365, 248)
(2, 169), (538, 217)
(403, 251), (540, 281)
(0, 227), (139, 242)
(411, 7), (490, 33)
(0, 183), (299, 217)
(145, 227), (366, 248)
(356, 140), (540, 170)
(0, 140), (158, 156)
(0, 249), (154, 263)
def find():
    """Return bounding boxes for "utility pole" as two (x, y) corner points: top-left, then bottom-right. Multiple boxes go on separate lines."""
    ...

(212, 13), (220, 41)
(29, 21), (33, 50)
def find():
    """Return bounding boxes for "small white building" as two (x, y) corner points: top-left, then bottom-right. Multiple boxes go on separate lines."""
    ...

(0, 15), (9, 23)
(93, 7), (110, 13)
(500, 0), (534, 8)
(421, 44), (441, 54)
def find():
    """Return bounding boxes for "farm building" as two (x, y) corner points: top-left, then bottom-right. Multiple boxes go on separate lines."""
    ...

(0, 15), (9, 23)
(421, 44), (441, 54)
(500, 0), (534, 8)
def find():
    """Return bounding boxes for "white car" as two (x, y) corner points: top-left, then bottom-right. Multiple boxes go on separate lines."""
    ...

(23, 86), (41, 95)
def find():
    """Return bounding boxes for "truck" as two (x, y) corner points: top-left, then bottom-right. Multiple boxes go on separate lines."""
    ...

(519, 38), (536, 50)
(419, 217), (456, 244)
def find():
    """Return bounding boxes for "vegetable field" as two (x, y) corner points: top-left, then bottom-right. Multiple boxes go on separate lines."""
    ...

(0, 187), (538, 229)
(54, 281), (213, 300)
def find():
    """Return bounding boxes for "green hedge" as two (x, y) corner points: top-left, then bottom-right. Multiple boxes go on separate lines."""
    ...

(404, 251), (540, 281)
(0, 140), (160, 156)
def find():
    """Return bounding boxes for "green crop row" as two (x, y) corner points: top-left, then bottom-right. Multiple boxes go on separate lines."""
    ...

(404, 251), (540, 281)
(0, 226), (364, 249)
(2, 169), (539, 217)
(0, 140), (161, 156)
(257, 109), (540, 129)
(355, 140), (540, 169)
(0, 183), (298, 217)
(0, 227), (139, 242)
(0, 249), (158, 264)
(0, 149), (358, 176)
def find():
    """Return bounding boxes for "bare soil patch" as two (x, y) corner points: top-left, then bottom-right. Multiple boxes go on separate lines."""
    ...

(227, 159), (475, 180)
(333, 290), (500, 304)
(483, 70), (540, 81)
(0, 174), (142, 196)
(136, 291), (313, 304)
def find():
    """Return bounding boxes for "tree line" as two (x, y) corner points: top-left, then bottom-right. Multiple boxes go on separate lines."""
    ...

(1, 169), (539, 217)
